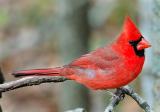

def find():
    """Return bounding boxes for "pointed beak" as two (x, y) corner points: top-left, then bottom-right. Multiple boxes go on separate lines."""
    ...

(137, 38), (151, 50)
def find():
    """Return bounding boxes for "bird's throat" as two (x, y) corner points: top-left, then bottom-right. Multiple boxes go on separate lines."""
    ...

(129, 36), (145, 57)
(132, 46), (144, 57)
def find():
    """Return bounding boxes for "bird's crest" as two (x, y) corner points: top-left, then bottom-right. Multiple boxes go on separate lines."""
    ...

(123, 16), (141, 41)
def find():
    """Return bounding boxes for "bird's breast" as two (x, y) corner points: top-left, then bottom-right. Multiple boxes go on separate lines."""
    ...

(123, 56), (145, 82)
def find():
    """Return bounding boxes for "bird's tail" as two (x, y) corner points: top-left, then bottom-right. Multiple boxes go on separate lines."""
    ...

(12, 67), (63, 77)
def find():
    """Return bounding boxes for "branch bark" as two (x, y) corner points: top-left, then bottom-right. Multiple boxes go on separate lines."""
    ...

(0, 76), (67, 93)
(104, 88), (124, 112)
(104, 86), (153, 112)
(122, 86), (153, 112)
(65, 108), (87, 112)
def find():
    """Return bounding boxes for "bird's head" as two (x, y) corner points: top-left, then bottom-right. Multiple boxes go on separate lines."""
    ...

(116, 16), (151, 57)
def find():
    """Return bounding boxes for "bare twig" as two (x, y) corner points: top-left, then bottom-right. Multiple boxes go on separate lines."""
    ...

(121, 86), (153, 112)
(65, 108), (87, 112)
(0, 76), (67, 93)
(104, 86), (153, 112)
(104, 88), (125, 112)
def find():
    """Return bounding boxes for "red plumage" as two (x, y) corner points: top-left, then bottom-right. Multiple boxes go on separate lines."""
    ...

(12, 17), (151, 90)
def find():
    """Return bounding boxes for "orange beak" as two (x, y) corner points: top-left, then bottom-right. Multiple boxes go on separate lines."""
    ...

(137, 38), (151, 50)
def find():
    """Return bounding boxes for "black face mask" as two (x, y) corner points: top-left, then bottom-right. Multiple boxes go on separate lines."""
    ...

(129, 36), (144, 57)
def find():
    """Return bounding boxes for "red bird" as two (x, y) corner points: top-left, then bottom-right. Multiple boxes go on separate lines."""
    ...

(12, 17), (151, 90)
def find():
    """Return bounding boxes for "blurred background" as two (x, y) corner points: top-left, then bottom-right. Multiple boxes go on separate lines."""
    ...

(0, 0), (160, 112)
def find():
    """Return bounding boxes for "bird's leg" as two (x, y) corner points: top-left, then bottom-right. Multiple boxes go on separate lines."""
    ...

(107, 88), (125, 101)
(110, 88), (126, 105)
(114, 88), (125, 102)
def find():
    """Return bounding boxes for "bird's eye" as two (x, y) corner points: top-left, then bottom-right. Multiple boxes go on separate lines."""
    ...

(129, 36), (143, 46)
(129, 40), (135, 45)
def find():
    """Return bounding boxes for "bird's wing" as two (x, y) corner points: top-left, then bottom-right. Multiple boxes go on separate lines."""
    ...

(67, 46), (122, 70)
(63, 46), (125, 83)
(63, 46), (123, 81)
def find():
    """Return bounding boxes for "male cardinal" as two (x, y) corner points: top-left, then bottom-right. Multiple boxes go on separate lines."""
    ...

(12, 17), (151, 90)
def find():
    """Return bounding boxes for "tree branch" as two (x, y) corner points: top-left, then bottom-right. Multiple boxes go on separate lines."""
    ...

(121, 86), (153, 112)
(0, 76), (67, 93)
(104, 86), (153, 112)
(65, 108), (87, 112)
